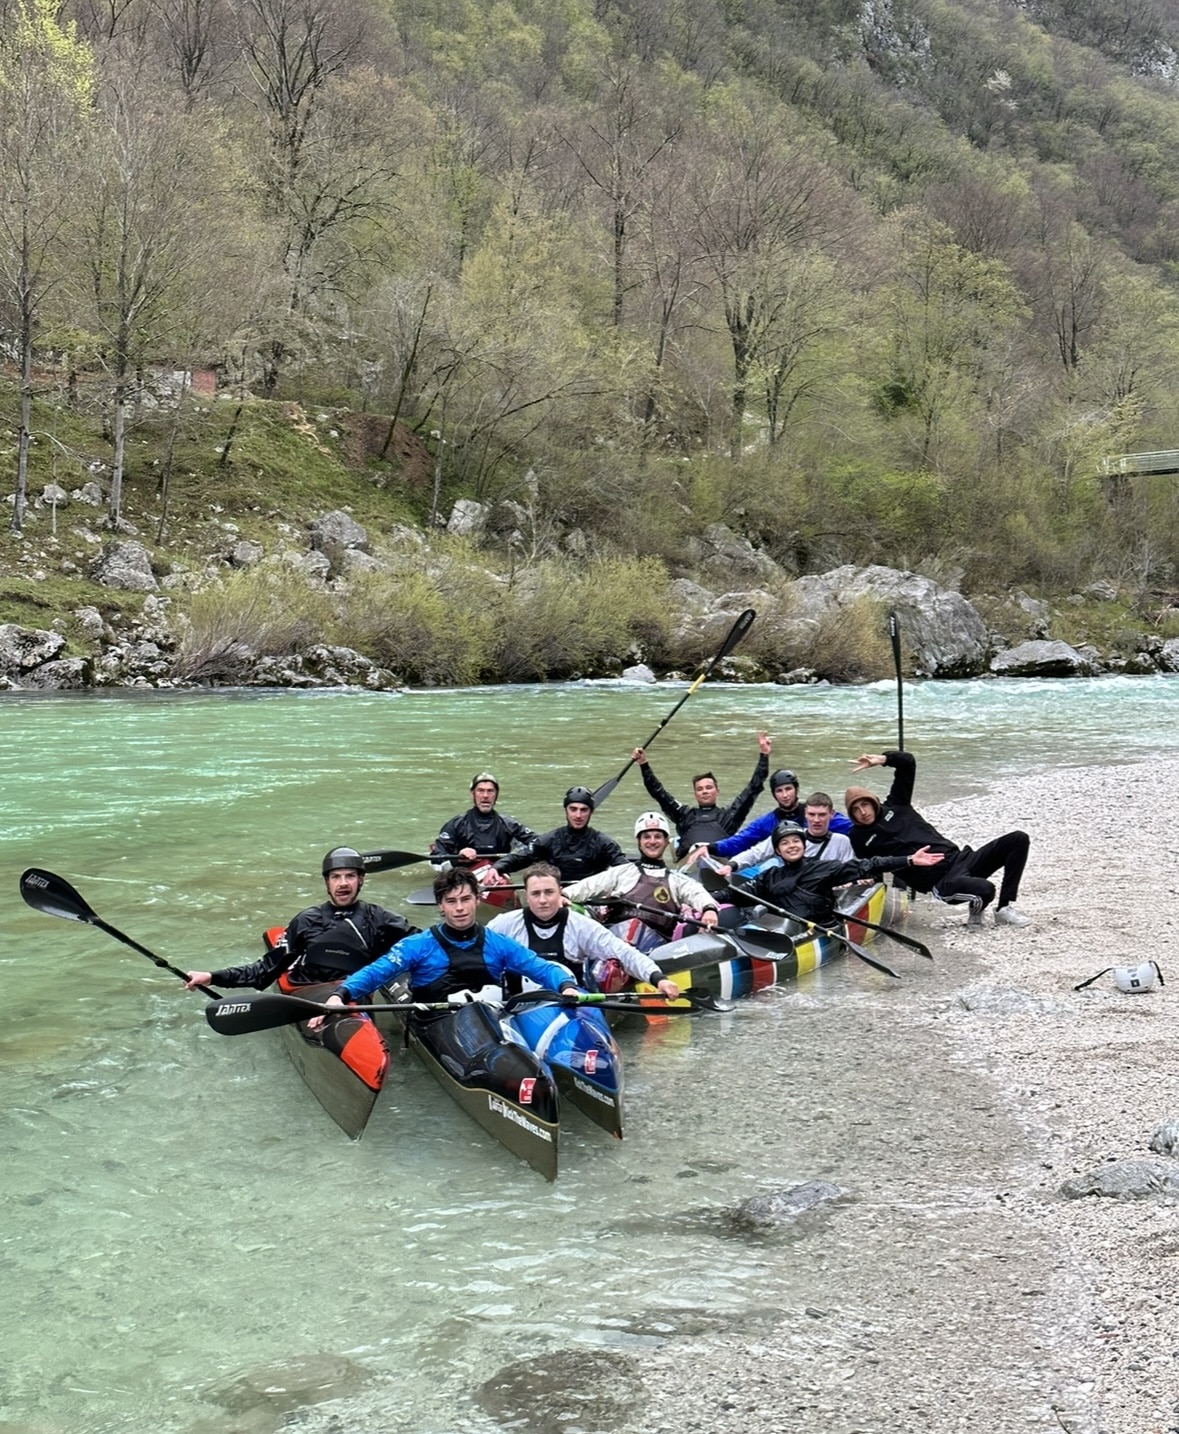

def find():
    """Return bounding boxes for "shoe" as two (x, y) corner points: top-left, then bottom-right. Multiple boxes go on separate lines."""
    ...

(966, 898), (986, 928)
(995, 905), (1031, 927)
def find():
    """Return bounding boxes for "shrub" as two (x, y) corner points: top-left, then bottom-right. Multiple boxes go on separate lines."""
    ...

(802, 595), (893, 683)
(173, 570), (335, 682)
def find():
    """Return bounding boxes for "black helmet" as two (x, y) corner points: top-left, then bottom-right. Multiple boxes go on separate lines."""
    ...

(470, 771), (499, 791)
(770, 768), (799, 791)
(322, 846), (364, 875)
(563, 785), (595, 810)
(772, 820), (806, 849)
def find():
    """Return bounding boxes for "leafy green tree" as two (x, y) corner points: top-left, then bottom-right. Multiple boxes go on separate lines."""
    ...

(873, 213), (1027, 469)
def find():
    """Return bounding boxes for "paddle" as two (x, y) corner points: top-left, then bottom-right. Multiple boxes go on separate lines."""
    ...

(590, 607), (756, 807)
(725, 873), (930, 958)
(888, 609), (904, 750)
(204, 985), (725, 1035)
(19, 867), (224, 999)
(721, 880), (900, 979)
(594, 897), (795, 962)
(357, 849), (509, 874)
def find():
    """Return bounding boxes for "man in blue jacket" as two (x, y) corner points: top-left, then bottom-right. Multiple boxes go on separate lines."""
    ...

(319, 867), (581, 1009)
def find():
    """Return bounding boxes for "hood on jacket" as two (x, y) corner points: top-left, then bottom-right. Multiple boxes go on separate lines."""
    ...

(844, 785), (881, 823)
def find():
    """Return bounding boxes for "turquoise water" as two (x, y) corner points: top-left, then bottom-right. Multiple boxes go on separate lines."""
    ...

(1, 675), (1176, 1432)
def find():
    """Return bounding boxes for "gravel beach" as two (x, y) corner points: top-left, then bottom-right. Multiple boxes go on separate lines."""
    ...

(620, 759), (1179, 1434)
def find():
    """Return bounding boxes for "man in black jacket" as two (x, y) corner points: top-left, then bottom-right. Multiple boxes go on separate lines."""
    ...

(433, 772), (537, 866)
(747, 821), (943, 925)
(490, 786), (628, 885)
(845, 750), (1031, 927)
(184, 846), (415, 989)
(632, 730), (772, 858)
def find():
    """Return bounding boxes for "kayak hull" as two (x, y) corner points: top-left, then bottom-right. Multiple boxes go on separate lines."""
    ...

(274, 978), (390, 1140)
(653, 881), (892, 999)
(509, 1001), (624, 1138)
(409, 1001), (560, 1180)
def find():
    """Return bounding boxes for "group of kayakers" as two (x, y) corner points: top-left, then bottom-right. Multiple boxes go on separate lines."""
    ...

(184, 734), (1032, 1018)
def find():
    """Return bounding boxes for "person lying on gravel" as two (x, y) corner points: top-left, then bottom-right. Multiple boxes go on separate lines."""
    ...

(845, 750), (1032, 927)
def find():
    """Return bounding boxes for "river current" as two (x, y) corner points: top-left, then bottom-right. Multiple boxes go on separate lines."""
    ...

(1, 675), (1176, 1433)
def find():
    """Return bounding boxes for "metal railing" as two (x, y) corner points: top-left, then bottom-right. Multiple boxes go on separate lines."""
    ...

(1099, 450), (1179, 476)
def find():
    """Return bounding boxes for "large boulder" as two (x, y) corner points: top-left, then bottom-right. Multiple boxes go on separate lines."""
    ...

(789, 565), (988, 677)
(308, 510), (367, 576)
(989, 639), (1095, 677)
(686, 523), (785, 586)
(0, 624), (66, 675)
(90, 540), (158, 592)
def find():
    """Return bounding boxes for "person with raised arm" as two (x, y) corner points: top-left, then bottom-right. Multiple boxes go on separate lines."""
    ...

(632, 730), (772, 859)
(845, 750), (1031, 927)
(744, 822), (943, 926)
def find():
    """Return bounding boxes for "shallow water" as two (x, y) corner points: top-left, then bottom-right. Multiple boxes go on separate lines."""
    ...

(1, 676), (1176, 1431)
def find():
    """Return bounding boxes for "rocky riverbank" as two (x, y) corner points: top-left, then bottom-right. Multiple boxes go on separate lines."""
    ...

(1, 527), (1177, 691)
(618, 759), (1178, 1434)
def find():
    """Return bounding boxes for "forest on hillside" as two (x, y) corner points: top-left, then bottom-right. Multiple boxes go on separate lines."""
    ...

(5, 0), (1179, 595)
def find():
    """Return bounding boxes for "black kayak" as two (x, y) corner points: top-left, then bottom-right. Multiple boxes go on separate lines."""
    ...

(408, 1002), (561, 1181)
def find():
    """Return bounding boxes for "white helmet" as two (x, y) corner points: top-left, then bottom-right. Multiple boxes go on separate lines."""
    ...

(634, 811), (672, 839)
(1114, 961), (1163, 993)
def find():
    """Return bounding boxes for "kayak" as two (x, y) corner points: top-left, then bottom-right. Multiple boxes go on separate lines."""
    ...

(408, 1001), (561, 1180)
(650, 880), (893, 1000)
(508, 999), (624, 1139)
(273, 973), (391, 1140)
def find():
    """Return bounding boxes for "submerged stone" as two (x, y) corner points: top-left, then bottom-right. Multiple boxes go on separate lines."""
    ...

(477, 1348), (644, 1433)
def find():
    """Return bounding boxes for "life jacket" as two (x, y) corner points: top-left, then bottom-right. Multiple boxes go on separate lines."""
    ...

(520, 908), (578, 974)
(618, 865), (679, 938)
(289, 908), (377, 979)
(412, 925), (494, 1003)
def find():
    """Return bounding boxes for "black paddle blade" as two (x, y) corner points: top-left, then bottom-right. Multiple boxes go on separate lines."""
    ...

(19, 868), (95, 924)
(716, 607), (756, 661)
(205, 993), (340, 1034)
(733, 927), (795, 955)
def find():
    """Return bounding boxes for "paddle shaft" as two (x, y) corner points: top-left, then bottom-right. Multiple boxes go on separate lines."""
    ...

(591, 608), (756, 807)
(205, 986), (718, 1034)
(726, 871), (926, 956)
(95, 916), (223, 996)
(19, 867), (223, 999)
(593, 897), (793, 959)
(358, 849), (511, 874)
(726, 884), (899, 978)
(888, 609), (904, 750)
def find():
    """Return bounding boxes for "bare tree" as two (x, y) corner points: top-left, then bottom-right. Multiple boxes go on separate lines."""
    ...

(73, 59), (246, 525)
(690, 105), (850, 459)
(0, 0), (94, 535)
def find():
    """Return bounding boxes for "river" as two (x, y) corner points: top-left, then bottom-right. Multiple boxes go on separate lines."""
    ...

(1, 675), (1176, 1433)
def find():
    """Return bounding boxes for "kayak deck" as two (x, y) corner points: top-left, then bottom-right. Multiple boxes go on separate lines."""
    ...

(274, 979), (390, 1140)
(409, 1001), (561, 1181)
(653, 881), (891, 999)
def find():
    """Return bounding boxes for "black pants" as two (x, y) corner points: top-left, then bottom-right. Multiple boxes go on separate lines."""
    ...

(934, 831), (1029, 909)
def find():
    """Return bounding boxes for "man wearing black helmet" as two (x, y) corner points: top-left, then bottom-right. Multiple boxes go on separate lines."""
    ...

(686, 767), (851, 868)
(183, 846), (414, 991)
(489, 787), (628, 885)
(433, 773), (537, 868)
(743, 821), (943, 926)
(631, 730), (772, 859)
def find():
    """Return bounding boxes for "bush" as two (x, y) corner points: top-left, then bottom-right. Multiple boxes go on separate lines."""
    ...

(487, 557), (671, 680)
(338, 568), (496, 687)
(173, 570), (335, 682)
(802, 595), (893, 682)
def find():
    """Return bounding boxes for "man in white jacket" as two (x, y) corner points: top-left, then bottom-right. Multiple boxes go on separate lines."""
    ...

(488, 863), (680, 996)
(562, 812), (720, 952)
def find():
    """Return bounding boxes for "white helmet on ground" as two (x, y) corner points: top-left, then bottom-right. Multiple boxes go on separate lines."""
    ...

(634, 811), (672, 838)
